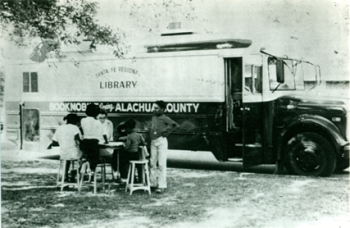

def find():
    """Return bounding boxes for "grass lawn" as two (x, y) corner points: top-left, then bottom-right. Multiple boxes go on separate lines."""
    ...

(1, 160), (349, 228)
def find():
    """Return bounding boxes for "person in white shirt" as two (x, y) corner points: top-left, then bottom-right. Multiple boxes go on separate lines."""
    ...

(98, 109), (114, 142)
(97, 109), (113, 157)
(50, 113), (82, 181)
(80, 104), (108, 172)
(98, 109), (114, 156)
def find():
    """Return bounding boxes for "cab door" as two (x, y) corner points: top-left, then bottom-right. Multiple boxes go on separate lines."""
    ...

(224, 56), (264, 167)
(225, 57), (243, 159)
(241, 55), (264, 168)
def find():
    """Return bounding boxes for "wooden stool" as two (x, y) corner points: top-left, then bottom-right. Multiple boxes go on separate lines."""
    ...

(56, 160), (80, 191)
(125, 160), (151, 195)
(99, 156), (115, 183)
(79, 162), (114, 194)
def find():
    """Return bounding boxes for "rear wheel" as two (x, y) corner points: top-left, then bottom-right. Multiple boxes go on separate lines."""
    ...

(284, 132), (336, 177)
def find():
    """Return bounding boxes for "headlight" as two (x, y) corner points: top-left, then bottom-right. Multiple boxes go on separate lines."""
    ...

(346, 115), (350, 141)
(347, 126), (350, 142)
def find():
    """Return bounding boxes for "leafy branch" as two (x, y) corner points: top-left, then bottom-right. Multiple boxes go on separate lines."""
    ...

(0, 0), (127, 62)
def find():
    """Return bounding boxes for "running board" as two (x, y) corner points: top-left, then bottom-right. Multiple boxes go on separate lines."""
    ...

(228, 158), (243, 162)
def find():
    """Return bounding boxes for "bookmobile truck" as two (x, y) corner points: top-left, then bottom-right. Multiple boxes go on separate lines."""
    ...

(3, 32), (349, 177)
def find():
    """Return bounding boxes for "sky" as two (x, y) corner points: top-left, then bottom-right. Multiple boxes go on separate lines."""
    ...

(95, 0), (349, 81)
(0, 0), (348, 80)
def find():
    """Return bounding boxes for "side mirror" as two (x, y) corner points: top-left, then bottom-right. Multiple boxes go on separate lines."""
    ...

(276, 59), (285, 83)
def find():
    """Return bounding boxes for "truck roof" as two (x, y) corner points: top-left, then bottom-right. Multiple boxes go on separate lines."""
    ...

(145, 38), (252, 53)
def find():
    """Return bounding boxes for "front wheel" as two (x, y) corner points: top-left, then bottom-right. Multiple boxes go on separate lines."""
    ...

(284, 132), (336, 177)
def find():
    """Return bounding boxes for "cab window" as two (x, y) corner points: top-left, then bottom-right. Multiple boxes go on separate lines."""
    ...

(244, 64), (262, 94)
(268, 57), (297, 91)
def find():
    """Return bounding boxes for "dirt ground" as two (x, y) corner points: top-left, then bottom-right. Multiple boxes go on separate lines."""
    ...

(1, 152), (350, 228)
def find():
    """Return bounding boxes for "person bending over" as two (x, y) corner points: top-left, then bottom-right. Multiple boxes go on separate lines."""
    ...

(118, 118), (146, 183)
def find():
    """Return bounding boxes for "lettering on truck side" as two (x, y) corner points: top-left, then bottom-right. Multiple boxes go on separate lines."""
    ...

(96, 67), (139, 77)
(100, 81), (137, 89)
(49, 102), (200, 113)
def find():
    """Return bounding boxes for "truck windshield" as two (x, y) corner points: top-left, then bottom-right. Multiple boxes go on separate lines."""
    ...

(268, 57), (304, 91)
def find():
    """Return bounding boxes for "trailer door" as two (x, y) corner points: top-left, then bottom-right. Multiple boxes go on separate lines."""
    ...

(242, 55), (264, 168)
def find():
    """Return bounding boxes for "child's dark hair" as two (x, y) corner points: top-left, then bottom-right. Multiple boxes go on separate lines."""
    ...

(100, 109), (108, 116)
(86, 104), (100, 118)
(64, 114), (79, 125)
(155, 100), (166, 110)
(124, 118), (136, 129)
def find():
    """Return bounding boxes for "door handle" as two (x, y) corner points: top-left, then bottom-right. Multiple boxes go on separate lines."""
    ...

(240, 107), (250, 111)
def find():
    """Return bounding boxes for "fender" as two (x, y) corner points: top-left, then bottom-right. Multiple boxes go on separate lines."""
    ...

(277, 114), (348, 160)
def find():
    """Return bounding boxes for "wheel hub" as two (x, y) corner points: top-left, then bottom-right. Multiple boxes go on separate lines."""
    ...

(295, 141), (321, 171)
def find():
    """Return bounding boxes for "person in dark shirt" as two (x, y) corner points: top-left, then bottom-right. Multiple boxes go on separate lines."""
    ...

(118, 118), (146, 182)
(150, 100), (179, 193)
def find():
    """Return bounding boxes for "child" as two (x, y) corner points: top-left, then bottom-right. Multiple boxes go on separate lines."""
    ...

(118, 118), (146, 182)
(50, 113), (82, 181)
(149, 100), (179, 193)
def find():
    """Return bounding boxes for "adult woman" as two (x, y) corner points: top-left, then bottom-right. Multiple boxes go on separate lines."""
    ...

(50, 113), (82, 181)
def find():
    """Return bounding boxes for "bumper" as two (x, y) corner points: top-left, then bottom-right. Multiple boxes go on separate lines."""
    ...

(343, 145), (350, 158)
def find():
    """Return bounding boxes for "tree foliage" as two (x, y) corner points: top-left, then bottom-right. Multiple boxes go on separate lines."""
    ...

(0, 0), (126, 62)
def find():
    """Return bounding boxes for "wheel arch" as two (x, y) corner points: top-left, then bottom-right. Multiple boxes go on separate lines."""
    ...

(277, 114), (346, 161)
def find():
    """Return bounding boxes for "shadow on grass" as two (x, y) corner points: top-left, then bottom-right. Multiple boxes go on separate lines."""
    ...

(168, 159), (277, 174)
(1, 163), (208, 228)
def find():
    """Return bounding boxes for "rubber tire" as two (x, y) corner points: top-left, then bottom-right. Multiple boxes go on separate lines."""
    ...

(284, 132), (336, 177)
(335, 157), (350, 171)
